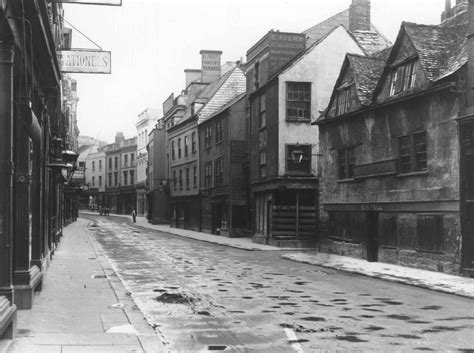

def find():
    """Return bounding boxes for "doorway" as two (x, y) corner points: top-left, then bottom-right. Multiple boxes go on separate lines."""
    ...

(367, 211), (379, 262)
(460, 121), (474, 271)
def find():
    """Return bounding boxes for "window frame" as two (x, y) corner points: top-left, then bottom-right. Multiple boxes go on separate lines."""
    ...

(214, 158), (224, 186)
(398, 131), (427, 174)
(204, 162), (213, 188)
(338, 147), (355, 180)
(389, 59), (418, 96)
(286, 81), (311, 121)
(259, 150), (267, 179)
(335, 84), (357, 116)
(259, 94), (266, 129)
(192, 132), (196, 153)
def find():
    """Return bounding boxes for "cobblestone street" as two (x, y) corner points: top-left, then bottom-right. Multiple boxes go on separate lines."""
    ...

(86, 215), (474, 352)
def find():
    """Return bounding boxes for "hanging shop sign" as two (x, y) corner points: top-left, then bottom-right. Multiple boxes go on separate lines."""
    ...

(58, 50), (111, 74)
(48, 0), (121, 5)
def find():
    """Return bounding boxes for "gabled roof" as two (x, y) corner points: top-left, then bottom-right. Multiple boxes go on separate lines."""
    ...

(206, 92), (247, 123)
(317, 10), (468, 125)
(391, 11), (467, 83)
(197, 67), (246, 124)
(302, 8), (390, 54)
(348, 51), (389, 106)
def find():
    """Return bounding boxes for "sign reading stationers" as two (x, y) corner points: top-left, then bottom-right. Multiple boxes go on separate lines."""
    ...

(58, 50), (111, 74)
(48, 0), (121, 5)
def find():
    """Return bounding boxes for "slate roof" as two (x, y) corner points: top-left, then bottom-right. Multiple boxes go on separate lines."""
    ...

(403, 10), (467, 82)
(197, 67), (246, 124)
(302, 8), (391, 54)
(347, 52), (388, 106)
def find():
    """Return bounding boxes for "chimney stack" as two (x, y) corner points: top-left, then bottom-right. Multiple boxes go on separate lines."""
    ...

(441, 0), (452, 21)
(349, 0), (371, 32)
(200, 50), (222, 83)
(466, 0), (474, 114)
(184, 69), (201, 87)
(115, 132), (125, 146)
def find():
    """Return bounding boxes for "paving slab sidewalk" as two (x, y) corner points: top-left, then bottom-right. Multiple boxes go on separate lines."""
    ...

(8, 218), (165, 353)
(280, 252), (474, 299)
(80, 212), (474, 300)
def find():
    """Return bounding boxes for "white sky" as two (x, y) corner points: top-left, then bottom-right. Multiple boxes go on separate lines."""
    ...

(64, 0), (447, 143)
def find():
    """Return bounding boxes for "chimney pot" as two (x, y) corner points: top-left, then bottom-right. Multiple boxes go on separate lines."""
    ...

(349, 0), (371, 32)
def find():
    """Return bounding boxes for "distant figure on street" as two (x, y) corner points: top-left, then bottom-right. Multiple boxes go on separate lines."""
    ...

(132, 208), (137, 223)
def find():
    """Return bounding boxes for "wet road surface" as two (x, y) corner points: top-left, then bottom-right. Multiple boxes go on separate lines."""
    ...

(84, 215), (474, 352)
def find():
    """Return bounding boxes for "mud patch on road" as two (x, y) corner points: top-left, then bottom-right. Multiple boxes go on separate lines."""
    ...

(386, 314), (413, 321)
(335, 335), (368, 343)
(420, 305), (443, 310)
(300, 316), (325, 322)
(155, 292), (195, 304)
(364, 325), (384, 331)
(421, 325), (465, 333)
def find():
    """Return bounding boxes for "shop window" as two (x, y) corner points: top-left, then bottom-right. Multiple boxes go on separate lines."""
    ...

(417, 215), (443, 252)
(286, 144), (311, 174)
(329, 212), (365, 243)
(380, 215), (397, 248)
(399, 131), (427, 174)
(390, 59), (418, 96)
(338, 147), (355, 179)
(286, 82), (311, 121)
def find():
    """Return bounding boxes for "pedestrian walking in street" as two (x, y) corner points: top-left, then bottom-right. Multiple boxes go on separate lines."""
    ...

(132, 208), (137, 223)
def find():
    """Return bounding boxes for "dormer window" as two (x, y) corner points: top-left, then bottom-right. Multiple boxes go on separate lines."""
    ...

(390, 59), (418, 96)
(336, 84), (356, 116)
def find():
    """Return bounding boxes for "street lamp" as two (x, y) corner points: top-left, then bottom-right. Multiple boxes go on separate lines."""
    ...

(291, 143), (321, 165)
(291, 143), (305, 164)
